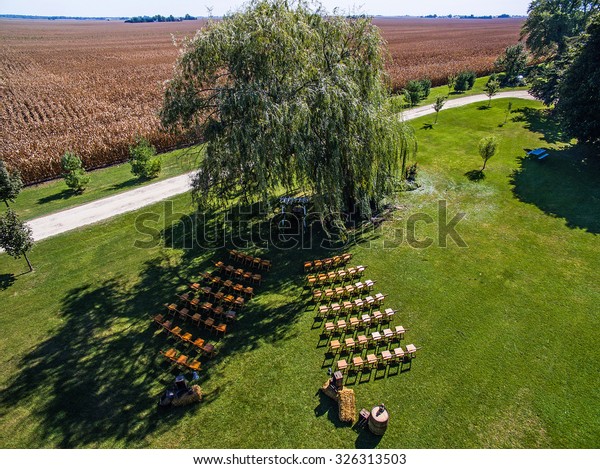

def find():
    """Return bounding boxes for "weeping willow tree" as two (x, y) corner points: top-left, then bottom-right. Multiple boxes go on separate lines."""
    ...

(161, 0), (416, 223)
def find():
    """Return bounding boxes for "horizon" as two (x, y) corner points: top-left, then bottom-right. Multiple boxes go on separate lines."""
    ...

(0, 1), (531, 18)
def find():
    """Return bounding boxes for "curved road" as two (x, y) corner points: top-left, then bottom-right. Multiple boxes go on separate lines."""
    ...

(27, 90), (535, 242)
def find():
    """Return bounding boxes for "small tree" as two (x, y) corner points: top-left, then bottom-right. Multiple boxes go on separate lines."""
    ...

(419, 78), (432, 98)
(447, 74), (457, 93)
(61, 152), (90, 192)
(478, 136), (498, 171)
(129, 138), (161, 179)
(455, 70), (476, 92)
(433, 95), (447, 124)
(403, 80), (424, 107)
(495, 43), (528, 86)
(0, 160), (23, 208)
(0, 209), (34, 272)
(484, 78), (500, 107)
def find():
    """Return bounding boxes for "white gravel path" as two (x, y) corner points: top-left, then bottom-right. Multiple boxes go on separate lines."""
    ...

(24, 90), (536, 242)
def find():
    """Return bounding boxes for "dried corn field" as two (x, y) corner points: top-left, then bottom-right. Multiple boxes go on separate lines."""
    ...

(0, 18), (523, 184)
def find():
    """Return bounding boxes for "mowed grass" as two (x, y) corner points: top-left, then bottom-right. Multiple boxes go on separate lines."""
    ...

(0, 99), (598, 448)
(11, 145), (204, 221)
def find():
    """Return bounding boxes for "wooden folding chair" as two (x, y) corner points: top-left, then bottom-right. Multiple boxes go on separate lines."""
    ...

(303, 261), (313, 272)
(260, 259), (271, 271)
(337, 359), (348, 372)
(252, 274), (262, 285)
(212, 323), (227, 336)
(186, 358), (202, 371)
(357, 334), (369, 348)
(329, 339), (341, 353)
(201, 343), (216, 358)
(153, 313), (165, 326)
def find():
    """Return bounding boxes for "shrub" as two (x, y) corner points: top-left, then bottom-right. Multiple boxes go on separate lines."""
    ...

(419, 78), (432, 98)
(129, 138), (161, 179)
(455, 70), (477, 92)
(403, 80), (423, 106)
(0, 160), (23, 207)
(61, 152), (90, 192)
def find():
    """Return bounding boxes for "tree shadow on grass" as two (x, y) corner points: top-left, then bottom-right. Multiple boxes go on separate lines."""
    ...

(0, 273), (16, 290)
(511, 107), (568, 144)
(465, 169), (486, 182)
(0, 197), (385, 447)
(510, 144), (600, 234)
(109, 178), (144, 191)
(37, 189), (77, 205)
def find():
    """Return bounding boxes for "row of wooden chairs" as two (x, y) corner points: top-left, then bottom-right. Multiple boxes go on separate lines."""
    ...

(193, 275), (255, 297)
(336, 344), (421, 373)
(213, 261), (263, 285)
(190, 282), (254, 301)
(307, 265), (366, 287)
(199, 270), (261, 288)
(312, 280), (375, 302)
(318, 294), (387, 318)
(326, 325), (408, 349)
(155, 314), (223, 350)
(165, 301), (238, 323)
(304, 253), (352, 272)
(228, 249), (272, 271)
(322, 309), (397, 333)
(160, 348), (202, 371)
(172, 289), (246, 312)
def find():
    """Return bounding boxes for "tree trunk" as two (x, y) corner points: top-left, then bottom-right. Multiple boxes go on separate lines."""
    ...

(434, 112), (439, 124)
(4, 200), (8, 208)
(23, 251), (33, 272)
(481, 160), (487, 171)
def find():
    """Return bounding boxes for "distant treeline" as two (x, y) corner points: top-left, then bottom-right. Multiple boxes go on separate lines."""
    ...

(421, 14), (514, 19)
(125, 14), (196, 23)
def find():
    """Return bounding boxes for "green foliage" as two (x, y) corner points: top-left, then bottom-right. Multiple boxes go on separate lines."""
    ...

(0, 208), (34, 271)
(454, 71), (477, 92)
(419, 78), (432, 98)
(524, 1), (599, 105)
(484, 78), (501, 106)
(447, 74), (457, 93)
(556, 13), (600, 144)
(161, 0), (416, 222)
(478, 135), (499, 170)
(495, 43), (529, 85)
(433, 95), (447, 124)
(129, 138), (162, 179)
(61, 152), (90, 193)
(521, 0), (597, 56)
(403, 80), (424, 106)
(402, 79), (431, 107)
(0, 160), (23, 207)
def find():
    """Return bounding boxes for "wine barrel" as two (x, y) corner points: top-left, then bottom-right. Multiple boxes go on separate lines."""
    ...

(368, 405), (389, 435)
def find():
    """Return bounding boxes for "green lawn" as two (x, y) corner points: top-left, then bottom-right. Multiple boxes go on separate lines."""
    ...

(11, 145), (203, 221)
(0, 99), (598, 448)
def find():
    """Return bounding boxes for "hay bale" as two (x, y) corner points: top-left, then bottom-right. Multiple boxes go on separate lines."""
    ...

(172, 385), (203, 407)
(321, 379), (338, 401)
(337, 388), (356, 423)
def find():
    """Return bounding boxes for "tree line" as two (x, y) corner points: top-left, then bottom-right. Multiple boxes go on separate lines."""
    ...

(125, 14), (196, 23)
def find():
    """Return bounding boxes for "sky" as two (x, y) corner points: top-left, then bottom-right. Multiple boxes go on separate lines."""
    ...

(0, 1), (532, 18)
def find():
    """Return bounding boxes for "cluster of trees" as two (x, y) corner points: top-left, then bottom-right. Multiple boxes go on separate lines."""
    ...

(0, 161), (34, 272)
(125, 13), (195, 23)
(521, 0), (600, 144)
(161, 0), (417, 224)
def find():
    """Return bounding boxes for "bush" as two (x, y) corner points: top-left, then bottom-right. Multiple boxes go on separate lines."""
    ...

(61, 152), (90, 192)
(455, 70), (477, 92)
(129, 138), (161, 179)
(419, 78), (432, 98)
(403, 80), (423, 107)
